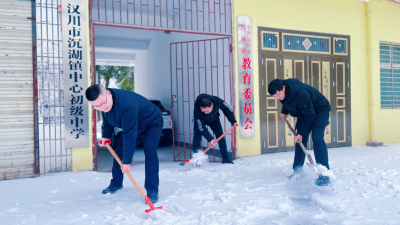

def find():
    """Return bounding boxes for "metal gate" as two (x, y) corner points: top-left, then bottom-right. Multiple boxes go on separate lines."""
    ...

(92, 0), (232, 35)
(0, 0), (37, 180)
(170, 37), (236, 161)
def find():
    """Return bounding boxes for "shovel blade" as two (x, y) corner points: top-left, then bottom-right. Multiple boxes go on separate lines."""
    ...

(144, 196), (163, 214)
(145, 206), (163, 214)
(179, 159), (191, 166)
(306, 163), (323, 178)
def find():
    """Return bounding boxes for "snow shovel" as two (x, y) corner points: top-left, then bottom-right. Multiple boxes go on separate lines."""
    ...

(283, 118), (322, 177)
(101, 140), (163, 214)
(179, 125), (236, 166)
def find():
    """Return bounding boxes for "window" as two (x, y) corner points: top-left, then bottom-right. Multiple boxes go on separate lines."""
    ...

(282, 33), (331, 54)
(380, 42), (400, 109)
(333, 38), (348, 55)
(261, 31), (279, 51)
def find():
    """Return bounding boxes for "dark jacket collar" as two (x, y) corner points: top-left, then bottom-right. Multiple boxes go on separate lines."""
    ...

(282, 83), (291, 103)
(283, 79), (303, 103)
(106, 88), (117, 113)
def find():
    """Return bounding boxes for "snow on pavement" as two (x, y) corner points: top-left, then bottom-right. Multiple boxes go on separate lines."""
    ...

(1, 144), (400, 225)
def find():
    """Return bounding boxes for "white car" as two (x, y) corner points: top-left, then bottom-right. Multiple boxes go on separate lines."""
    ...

(148, 99), (173, 146)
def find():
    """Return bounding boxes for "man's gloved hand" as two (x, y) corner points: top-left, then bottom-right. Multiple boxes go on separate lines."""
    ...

(99, 138), (111, 147)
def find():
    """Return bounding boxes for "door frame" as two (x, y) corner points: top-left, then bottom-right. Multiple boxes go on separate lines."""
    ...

(170, 37), (237, 162)
(88, 0), (236, 168)
(258, 27), (352, 154)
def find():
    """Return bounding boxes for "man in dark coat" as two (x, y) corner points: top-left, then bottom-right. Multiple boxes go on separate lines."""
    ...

(192, 94), (237, 164)
(268, 78), (331, 186)
(85, 85), (163, 203)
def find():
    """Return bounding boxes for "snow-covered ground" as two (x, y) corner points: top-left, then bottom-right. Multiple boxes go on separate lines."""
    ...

(1, 144), (400, 225)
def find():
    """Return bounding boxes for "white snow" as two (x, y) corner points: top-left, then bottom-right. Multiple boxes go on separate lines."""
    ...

(189, 151), (210, 168)
(1, 144), (400, 224)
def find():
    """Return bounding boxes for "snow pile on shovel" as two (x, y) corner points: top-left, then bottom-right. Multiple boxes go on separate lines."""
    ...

(315, 164), (336, 180)
(191, 151), (209, 168)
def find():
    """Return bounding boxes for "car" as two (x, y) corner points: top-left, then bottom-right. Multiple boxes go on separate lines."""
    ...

(148, 99), (173, 146)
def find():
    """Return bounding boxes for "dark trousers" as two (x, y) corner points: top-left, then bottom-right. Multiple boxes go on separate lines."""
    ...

(110, 122), (163, 194)
(293, 125), (330, 172)
(192, 119), (230, 160)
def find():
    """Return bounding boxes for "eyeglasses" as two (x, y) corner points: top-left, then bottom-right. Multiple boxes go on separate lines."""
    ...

(92, 93), (108, 109)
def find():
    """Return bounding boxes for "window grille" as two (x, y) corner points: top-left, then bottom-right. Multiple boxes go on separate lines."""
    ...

(380, 42), (400, 109)
(36, 0), (71, 173)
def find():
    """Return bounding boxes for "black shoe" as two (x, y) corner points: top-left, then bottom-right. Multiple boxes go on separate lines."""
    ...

(221, 158), (234, 164)
(146, 193), (158, 204)
(288, 171), (305, 181)
(102, 185), (122, 194)
(315, 176), (330, 186)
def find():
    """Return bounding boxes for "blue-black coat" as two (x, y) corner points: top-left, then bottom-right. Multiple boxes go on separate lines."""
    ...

(280, 79), (331, 137)
(193, 93), (237, 142)
(101, 89), (163, 164)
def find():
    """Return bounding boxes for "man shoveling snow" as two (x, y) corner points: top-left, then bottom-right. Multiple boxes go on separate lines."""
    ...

(192, 94), (237, 164)
(85, 85), (163, 203)
(268, 79), (331, 186)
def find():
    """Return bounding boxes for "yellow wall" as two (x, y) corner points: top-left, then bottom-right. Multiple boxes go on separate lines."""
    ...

(72, 105), (93, 171)
(72, 0), (94, 171)
(370, 0), (400, 143)
(73, 0), (400, 166)
(233, 0), (393, 156)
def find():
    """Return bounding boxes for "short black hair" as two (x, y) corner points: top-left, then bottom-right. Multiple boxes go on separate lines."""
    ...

(268, 79), (285, 95)
(85, 84), (104, 101)
(199, 98), (212, 108)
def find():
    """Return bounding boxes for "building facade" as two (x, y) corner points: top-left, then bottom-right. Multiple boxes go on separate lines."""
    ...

(233, 0), (400, 157)
(0, 0), (399, 180)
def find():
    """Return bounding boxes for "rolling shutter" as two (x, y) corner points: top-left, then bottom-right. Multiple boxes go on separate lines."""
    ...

(0, 0), (36, 180)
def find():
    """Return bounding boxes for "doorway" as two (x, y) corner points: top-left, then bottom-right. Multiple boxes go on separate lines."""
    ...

(92, 26), (235, 171)
(259, 28), (352, 154)
(170, 37), (236, 162)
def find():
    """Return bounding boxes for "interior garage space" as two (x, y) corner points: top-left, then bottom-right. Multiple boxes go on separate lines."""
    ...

(93, 25), (235, 172)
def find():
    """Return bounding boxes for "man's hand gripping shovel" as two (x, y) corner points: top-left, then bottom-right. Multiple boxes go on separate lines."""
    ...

(179, 125), (236, 166)
(100, 139), (163, 214)
(283, 118), (323, 178)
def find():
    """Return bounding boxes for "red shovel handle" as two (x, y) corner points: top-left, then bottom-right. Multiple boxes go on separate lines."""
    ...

(184, 125), (236, 164)
(144, 196), (163, 213)
(103, 141), (163, 213)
